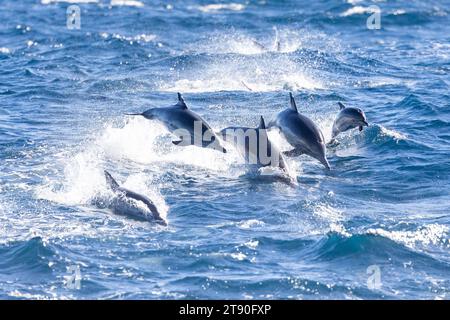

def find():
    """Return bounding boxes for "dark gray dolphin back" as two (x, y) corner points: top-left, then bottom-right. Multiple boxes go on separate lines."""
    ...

(102, 170), (166, 225)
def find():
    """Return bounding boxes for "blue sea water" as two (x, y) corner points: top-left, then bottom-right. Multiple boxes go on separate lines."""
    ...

(0, 0), (449, 299)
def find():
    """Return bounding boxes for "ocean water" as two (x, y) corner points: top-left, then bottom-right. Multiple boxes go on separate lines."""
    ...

(0, 0), (449, 299)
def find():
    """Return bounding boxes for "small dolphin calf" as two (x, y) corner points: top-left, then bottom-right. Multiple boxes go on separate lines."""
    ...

(128, 93), (226, 153)
(331, 102), (369, 139)
(220, 116), (288, 173)
(269, 93), (330, 169)
(103, 170), (166, 225)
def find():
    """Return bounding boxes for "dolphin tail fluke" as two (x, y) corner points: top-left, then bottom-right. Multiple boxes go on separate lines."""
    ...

(338, 102), (346, 110)
(104, 170), (120, 191)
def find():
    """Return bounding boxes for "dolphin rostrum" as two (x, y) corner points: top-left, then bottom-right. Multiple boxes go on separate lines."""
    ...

(103, 170), (167, 225)
(331, 102), (369, 139)
(269, 93), (330, 170)
(127, 93), (227, 153)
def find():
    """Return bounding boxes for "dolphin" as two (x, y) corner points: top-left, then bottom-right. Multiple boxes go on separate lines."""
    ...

(220, 116), (288, 173)
(102, 170), (167, 226)
(127, 93), (227, 153)
(269, 93), (330, 170)
(331, 102), (369, 139)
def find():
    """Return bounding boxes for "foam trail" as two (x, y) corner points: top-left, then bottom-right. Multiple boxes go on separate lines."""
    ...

(36, 117), (241, 212)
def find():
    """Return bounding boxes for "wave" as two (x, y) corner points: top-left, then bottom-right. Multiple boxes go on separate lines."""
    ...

(35, 117), (244, 218)
(156, 53), (323, 93)
(195, 3), (246, 13)
(337, 5), (447, 25)
(0, 237), (55, 276)
(99, 32), (156, 43)
(166, 274), (383, 299)
(305, 230), (450, 268)
(366, 224), (449, 250)
(0, 47), (11, 55)
(110, 0), (144, 7)
(189, 28), (304, 55)
(41, 0), (98, 4)
(35, 120), (171, 218)
(331, 123), (433, 155)
(393, 94), (439, 117)
(340, 6), (379, 17)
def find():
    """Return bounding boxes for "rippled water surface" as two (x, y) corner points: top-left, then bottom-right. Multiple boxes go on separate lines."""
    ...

(0, 0), (449, 299)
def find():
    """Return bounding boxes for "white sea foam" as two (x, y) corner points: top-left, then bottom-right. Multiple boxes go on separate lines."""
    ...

(238, 219), (265, 229)
(41, 0), (98, 4)
(312, 203), (344, 223)
(7, 290), (59, 300)
(159, 59), (322, 93)
(392, 9), (406, 15)
(41, 0), (144, 6)
(162, 28), (327, 93)
(230, 252), (247, 261)
(191, 28), (303, 55)
(26, 40), (38, 47)
(0, 47), (11, 54)
(34, 119), (175, 217)
(346, 0), (363, 4)
(341, 6), (378, 17)
(243, 240), (259, 249)
(366, 224), (449, 249)
(196, 3), (246, 13)
(100, 32), (156, 43)
(379, 125), (407, 141)
(34, 116), (243, 222)
(110, 0), (144, 8)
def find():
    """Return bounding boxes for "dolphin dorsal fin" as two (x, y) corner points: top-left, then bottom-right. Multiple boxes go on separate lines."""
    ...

(104, 170), (120, 191)
(177, 92), (187, 109)
(259, 116), (266, 129)
(289, 92), (298, 112)
(338, 102), (346, 110)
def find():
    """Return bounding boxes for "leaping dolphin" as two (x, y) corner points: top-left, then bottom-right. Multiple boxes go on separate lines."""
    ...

(269, 93), (330, 170)
(103, 170), (167, 226)
(220, 116), (289, 173)
(331, 102), (369, 139)
(127, 93), (227, 153)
